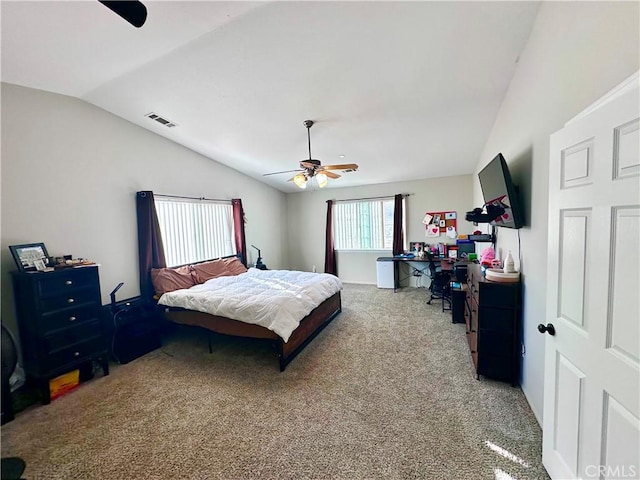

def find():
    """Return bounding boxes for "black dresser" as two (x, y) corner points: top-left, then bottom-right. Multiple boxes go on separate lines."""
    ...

(464, 263), (521, 386)
(11, 265), (109, 403)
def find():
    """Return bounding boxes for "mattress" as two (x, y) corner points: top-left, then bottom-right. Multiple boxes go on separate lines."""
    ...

(157, 268), (343, 342)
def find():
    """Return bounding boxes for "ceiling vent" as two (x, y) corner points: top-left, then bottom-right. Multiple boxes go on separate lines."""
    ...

(145, 112), (177, 128)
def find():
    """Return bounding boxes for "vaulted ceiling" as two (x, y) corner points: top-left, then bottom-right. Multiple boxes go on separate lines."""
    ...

(1, 1), (540, 192)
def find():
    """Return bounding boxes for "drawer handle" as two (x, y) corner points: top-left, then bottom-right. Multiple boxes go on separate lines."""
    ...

(67, 298), (75, 304)
(69, 316), (77, 322)
(65, 280), (73, 286)
(74, 351), (80, 357)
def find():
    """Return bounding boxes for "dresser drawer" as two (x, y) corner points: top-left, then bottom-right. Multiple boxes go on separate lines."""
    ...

(44, 321), (102, 352)
(36, 268), (98, 297)
(47, 338), (106, 371)
(478, 354), (514, 383)
(463, 299), (471, 332)
(478, 307), (515, 332)
(478, 330), (514, 357)
(478, 282), (519, 309)
(468, 328), (477, 353)
(470, 297), (478, 332)
(40, 290), (98, 313)
(40, 305), (99, 334)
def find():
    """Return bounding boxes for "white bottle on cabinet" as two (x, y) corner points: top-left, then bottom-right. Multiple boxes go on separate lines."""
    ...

(504, 250), (516, 273)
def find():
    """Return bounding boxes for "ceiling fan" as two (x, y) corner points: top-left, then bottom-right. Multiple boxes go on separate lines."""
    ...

(263, 120), (359, 189)
(98, 1), (147, 28)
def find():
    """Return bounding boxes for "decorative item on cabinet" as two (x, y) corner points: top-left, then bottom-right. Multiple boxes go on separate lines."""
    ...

(10, 265), (109, 404)
(464, 263), (521, 386)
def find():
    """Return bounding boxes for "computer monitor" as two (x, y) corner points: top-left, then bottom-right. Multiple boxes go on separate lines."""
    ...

(456, 242), (476, 257)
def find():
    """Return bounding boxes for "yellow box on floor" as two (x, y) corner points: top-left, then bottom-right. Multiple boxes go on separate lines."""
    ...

(49, 369), (79, 400)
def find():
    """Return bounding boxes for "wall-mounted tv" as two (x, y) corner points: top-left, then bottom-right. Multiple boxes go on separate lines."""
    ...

(478, 153), (524, 229)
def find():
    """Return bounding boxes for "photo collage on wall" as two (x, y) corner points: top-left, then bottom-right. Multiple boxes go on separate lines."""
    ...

(423, 211), (457, 239)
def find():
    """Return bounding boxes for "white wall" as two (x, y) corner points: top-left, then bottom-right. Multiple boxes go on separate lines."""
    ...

(1, 83), (287, 339)
(286, 175), (474, 285)
(473, 1), (639, 424)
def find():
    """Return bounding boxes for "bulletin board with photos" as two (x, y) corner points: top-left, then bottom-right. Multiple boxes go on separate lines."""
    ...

(423, 211), (457, 239)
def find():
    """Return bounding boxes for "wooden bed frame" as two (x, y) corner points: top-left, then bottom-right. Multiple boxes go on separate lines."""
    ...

(161, 291), (342, 371)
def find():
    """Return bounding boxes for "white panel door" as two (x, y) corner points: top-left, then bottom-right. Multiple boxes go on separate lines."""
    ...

(544, 78), (640, 480)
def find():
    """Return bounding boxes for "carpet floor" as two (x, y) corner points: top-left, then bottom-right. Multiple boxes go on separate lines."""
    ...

(1, 283), (549, 479)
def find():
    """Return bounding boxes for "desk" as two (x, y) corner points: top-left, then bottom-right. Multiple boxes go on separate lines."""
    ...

(390, 256), (458, 291)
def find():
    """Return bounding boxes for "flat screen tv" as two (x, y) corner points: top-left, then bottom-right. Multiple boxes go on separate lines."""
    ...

(478, 153), (524, 229)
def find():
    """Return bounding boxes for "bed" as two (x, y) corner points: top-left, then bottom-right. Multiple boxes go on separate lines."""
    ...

(153, 258), (343, 371)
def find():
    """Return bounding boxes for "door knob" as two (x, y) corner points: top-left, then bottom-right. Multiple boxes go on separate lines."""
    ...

(537, 323), (556, 336)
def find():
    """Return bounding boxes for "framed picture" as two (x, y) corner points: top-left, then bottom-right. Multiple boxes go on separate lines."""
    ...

(410, 241), (424, 255)
(9, 243), (49, 272)
(33, 259), (48, 271)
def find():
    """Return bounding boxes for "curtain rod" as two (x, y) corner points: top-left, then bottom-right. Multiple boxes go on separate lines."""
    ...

(333, 193), (412, 203)
(153, 193), (231, 203)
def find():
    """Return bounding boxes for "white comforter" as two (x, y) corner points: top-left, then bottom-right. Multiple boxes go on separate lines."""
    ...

(158, 268), (343, 342)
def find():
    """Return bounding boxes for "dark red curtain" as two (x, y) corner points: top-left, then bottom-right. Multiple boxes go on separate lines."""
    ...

(232, 199), (247, 266)
(392, 194), (404, 256)
(324, 200), (337, 276)
(136, 191), (166, 301)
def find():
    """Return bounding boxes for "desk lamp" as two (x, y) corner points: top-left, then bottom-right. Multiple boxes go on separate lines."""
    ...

(251, 245), (267, 270)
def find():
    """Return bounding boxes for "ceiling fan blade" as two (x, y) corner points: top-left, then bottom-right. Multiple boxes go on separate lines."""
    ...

(262, 169), (302, 177)
(321, 163), (359, 171)
(98, 1), (147, 28)
(300, 161), (321, 170)
(322, 171), (341, 179)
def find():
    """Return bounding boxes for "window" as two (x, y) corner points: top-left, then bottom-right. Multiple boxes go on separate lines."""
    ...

(333, 197), (404, 250)
(154, 197), (236, 267)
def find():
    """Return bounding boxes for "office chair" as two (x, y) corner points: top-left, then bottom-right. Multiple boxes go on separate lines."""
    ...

(426, 253), (452, 311)
(1, 325), (26, 480)
(1, 325), (17, 425)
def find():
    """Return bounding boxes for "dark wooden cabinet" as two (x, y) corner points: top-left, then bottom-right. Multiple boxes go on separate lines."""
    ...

(11, 266), (109, 403)
(464, 263), (521, 386)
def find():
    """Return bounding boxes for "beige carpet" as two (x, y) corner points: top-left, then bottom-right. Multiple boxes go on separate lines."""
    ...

(1, 284), (549, 479)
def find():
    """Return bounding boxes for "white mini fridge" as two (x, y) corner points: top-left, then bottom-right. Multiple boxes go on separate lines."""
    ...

(376, 257), (395, 288)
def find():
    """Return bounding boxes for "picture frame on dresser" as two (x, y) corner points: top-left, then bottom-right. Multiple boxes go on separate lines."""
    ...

(9, 243), (49, 272)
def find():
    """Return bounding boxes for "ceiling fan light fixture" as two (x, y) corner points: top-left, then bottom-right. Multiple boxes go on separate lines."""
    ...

(263, 120), (358, 187)
(316, 172), (328, 188)
(293, 173), (308, 189)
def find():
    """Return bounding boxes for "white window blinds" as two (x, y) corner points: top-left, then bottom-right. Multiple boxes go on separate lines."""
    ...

(333, 197), (397, 250)
(154, 197), (236, 267)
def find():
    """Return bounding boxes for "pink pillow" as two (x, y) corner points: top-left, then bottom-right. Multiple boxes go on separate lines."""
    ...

(151, 265), (196, 295)
(222, 257), (248, 275)
(192, 257), (247, 284)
